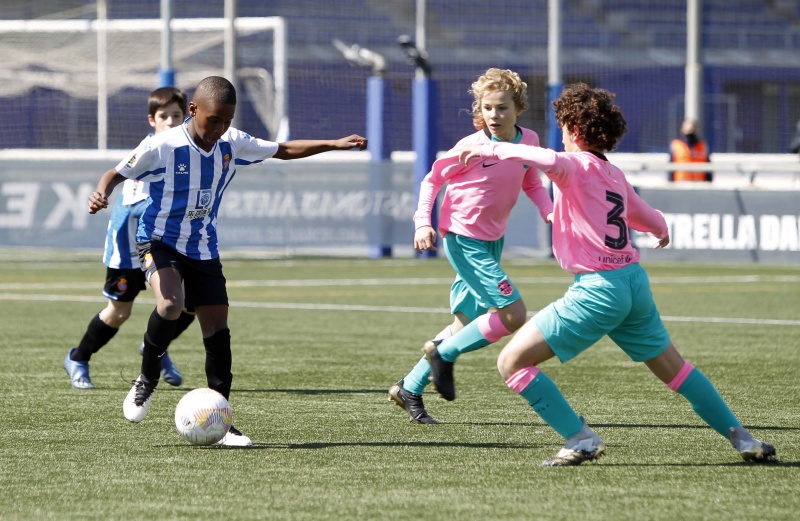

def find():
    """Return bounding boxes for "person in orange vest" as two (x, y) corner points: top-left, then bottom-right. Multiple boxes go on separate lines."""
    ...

(670, 118), (711, 182)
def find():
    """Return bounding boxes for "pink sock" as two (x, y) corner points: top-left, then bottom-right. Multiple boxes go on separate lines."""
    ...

(478, 312), (512, 343)
(667, 361), (695, 392)
(505, 366), (540, 394)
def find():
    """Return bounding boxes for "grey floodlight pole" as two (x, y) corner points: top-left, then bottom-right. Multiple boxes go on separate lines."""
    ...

(547, 0), (563, 151)
(331, 38), (387, 77)
(97, 0), (108, 149)
(224, 0), (240, 128)
(158, 0), (175, 86)
(685, 0), (703, 124)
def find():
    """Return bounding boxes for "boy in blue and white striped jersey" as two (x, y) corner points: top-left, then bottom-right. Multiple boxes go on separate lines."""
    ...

(88, 76), (367, 446)
(64, 87), (192, 390)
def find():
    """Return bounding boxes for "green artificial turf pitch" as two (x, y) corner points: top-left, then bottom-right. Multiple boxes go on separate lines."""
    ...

(1, 252), (798, 520)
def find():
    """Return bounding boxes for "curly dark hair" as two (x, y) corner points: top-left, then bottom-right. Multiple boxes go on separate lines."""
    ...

(553, 83), (627, 152)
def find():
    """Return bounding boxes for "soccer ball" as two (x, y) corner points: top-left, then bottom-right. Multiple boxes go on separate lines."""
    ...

(174, 388), (232, 445)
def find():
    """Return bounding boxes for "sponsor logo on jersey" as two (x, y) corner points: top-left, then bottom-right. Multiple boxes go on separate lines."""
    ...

(498, 279), (513, 296)
(186, 208), (212, 220)
(599, 254), (632, 265)
(482, 161), (499, 168)
(186, 189), (213, 219)
(176, 163), (188, 174)
(125, 153), (137, 169)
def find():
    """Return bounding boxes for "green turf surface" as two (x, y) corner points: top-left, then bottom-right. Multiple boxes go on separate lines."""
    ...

(1, 253), (798, 520)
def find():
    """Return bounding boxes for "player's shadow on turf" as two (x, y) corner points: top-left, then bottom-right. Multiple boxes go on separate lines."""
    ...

(591, 460), (799, 468)
(590, 422), (799, 432)
(454, 421), (799, 432)
(176, 444), (800, 466)
(168, 441), (548, 450)
(241, 388), (391, 395)
(260, 441), (547, 450)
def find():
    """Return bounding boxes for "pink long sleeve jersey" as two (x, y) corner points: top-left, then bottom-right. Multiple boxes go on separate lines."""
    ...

(480, 142), (668, 274)
(413, 128), (553, 242)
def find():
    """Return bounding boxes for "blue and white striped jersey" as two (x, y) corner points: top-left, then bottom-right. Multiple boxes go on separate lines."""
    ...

(103, 196), (147, 269)
(104, 134), (153, 269)
(115, 119), (279, 260)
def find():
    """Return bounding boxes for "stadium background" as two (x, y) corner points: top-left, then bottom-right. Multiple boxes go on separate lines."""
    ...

(3, 0), (800, 154)
(1, 1), (799, 261)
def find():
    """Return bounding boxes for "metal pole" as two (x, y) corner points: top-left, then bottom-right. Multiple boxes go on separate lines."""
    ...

(158, 0), (175, 87)
(685, 0), (703, 123)
(97, 0), (107, 150)
(273, 17), (289, 140)
(547, 0), (563, 151)
(367, 76), (392, 258)
(545, 0), (562, 255)
(224, 0), (240, 127)
(412, 0), (437, 257)
(415, 0), (426, 80)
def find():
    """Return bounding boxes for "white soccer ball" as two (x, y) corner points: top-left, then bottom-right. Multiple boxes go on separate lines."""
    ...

(174, 388), (233, 445)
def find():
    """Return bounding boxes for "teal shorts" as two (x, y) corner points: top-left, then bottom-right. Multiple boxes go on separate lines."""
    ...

(533, 263), (670, 363)
(443, 233), (521, 320)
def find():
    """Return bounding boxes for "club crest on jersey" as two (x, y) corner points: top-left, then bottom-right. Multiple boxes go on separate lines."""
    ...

(498, 279), (513, 296)
(222, 153), (231, 171)
(116, 277), (128, 293)
(196, 189), (212, 209)
(175, 163), (188, 174)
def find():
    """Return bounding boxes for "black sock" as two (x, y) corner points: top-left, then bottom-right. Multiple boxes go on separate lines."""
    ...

(171, 311), (196, 341)
(141, 309), (178, 381)
(73, 314), (119, 361)
(204, 328), (232, 400)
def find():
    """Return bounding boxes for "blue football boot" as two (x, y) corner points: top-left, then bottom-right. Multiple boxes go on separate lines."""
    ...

(64, 347), (95, 389)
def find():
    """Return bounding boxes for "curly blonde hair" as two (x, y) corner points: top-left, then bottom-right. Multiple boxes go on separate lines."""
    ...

(469, 68), (528, 130)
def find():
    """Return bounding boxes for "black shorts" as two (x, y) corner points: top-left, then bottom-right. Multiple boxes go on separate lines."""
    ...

(103, 267), (147, 302)
(137, 240), (228, 308)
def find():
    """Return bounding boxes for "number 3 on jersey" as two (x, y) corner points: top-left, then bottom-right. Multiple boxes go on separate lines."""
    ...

(605, 190), (628, 250)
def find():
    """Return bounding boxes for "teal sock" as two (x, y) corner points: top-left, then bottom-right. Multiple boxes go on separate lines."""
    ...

(437, 319), (490, 363)
(403, 355), (430, 395)
(676, 368), (742, 436)
(519, 372), (583, 439)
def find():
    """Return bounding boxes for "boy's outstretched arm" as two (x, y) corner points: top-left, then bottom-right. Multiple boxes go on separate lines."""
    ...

(273, 134), (367, 160)
(88, 168), (126, 214)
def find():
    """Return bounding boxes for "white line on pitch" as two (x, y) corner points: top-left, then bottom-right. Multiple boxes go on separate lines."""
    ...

(2, 274), (800, 291)
(1, 292), (799, 327)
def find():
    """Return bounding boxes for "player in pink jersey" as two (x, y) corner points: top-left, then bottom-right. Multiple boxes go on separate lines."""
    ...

(459, 83), (776, 465)
(389, 69), (553, 424)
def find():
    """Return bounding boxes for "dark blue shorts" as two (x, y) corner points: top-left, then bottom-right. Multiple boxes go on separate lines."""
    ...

(102, 267), (146, 302)
(137, 240), (227, 308)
